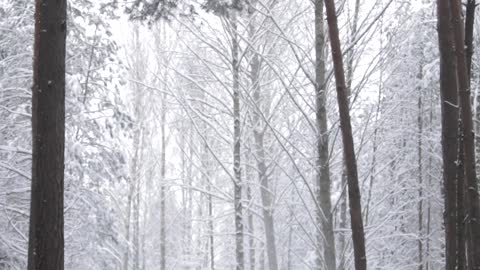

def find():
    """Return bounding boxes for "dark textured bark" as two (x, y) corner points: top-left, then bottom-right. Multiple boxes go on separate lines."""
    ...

(464, 2), (476, 269)
(340, 0), (360, 267)
(338, 172), (347, 270)
(450, 0), (480, 268)
(28, 0), (67, 269)
(436, 0), (459, 269)
(465, 0), (476, 79)
(323, 0), (366, 269)
(457, 121), (466, 270)
(314, 0), (336, 269)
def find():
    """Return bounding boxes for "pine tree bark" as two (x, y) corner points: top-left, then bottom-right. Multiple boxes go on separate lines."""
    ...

(436, 0), (459, 269)
(314, 0), (336, 269)
(449, 0), (480, 268)
(28, 1), (67, 269)
(323, 0), (366, 269)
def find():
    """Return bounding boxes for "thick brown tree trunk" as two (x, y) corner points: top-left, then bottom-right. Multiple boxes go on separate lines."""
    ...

(340, 0), (360, 265)
(27, 1), (67, 269)
(449, 0), (480, 268)
(323, 0), (367, 269)
(436, 0), (459, 269)
(459, 2), (475, 269)
(457, 122), (466, 270)
(465, 0), (476, 79)
(314, 0), (336, 269)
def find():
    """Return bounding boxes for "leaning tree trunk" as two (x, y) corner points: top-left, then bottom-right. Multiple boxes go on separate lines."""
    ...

(449, 0), (480, 268)
(28, 1), (67, 269)
(314, 0), (336, 269)
(436, 0), (459, 269)
(339, 0), (360, 267)
(323, 0), (367, 269)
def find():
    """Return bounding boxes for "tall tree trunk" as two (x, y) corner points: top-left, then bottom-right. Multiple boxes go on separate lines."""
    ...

(259, 241), (265, 270)
(201, 137), (214, 270)
(436, 1), (459, 269)
(248, 7), (279, 269)
(465, 0), (476, 79)
(450, 0), (480, 268)
(314, 0), (336, 269)
(203, 146), (215, 270)
(339, 0), (360, 267)
(426, 100), (433, 270)
(124, 180), (133, 270)
(160, 93), (167, 270)
(231, 7), (245, 270)
(142, 181), (148, 270)
(252, 127), (278, 270)
(463, 2), (475, 269)
(129, 102), (142, 270)
(338, 172), (347, 270)
(247, 185), (255, 270)
(134, 164), (141, 270)
(182, 130), (194, 269)
(208, 189), (215, 270)
(457, 121), (466, 270)
(323, 0), (367, 269)
(417, 72), (424, 270)
(28, 1), (67, 269)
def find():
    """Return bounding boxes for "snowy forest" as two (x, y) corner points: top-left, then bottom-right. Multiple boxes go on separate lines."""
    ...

(1, 0), (480, 269)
